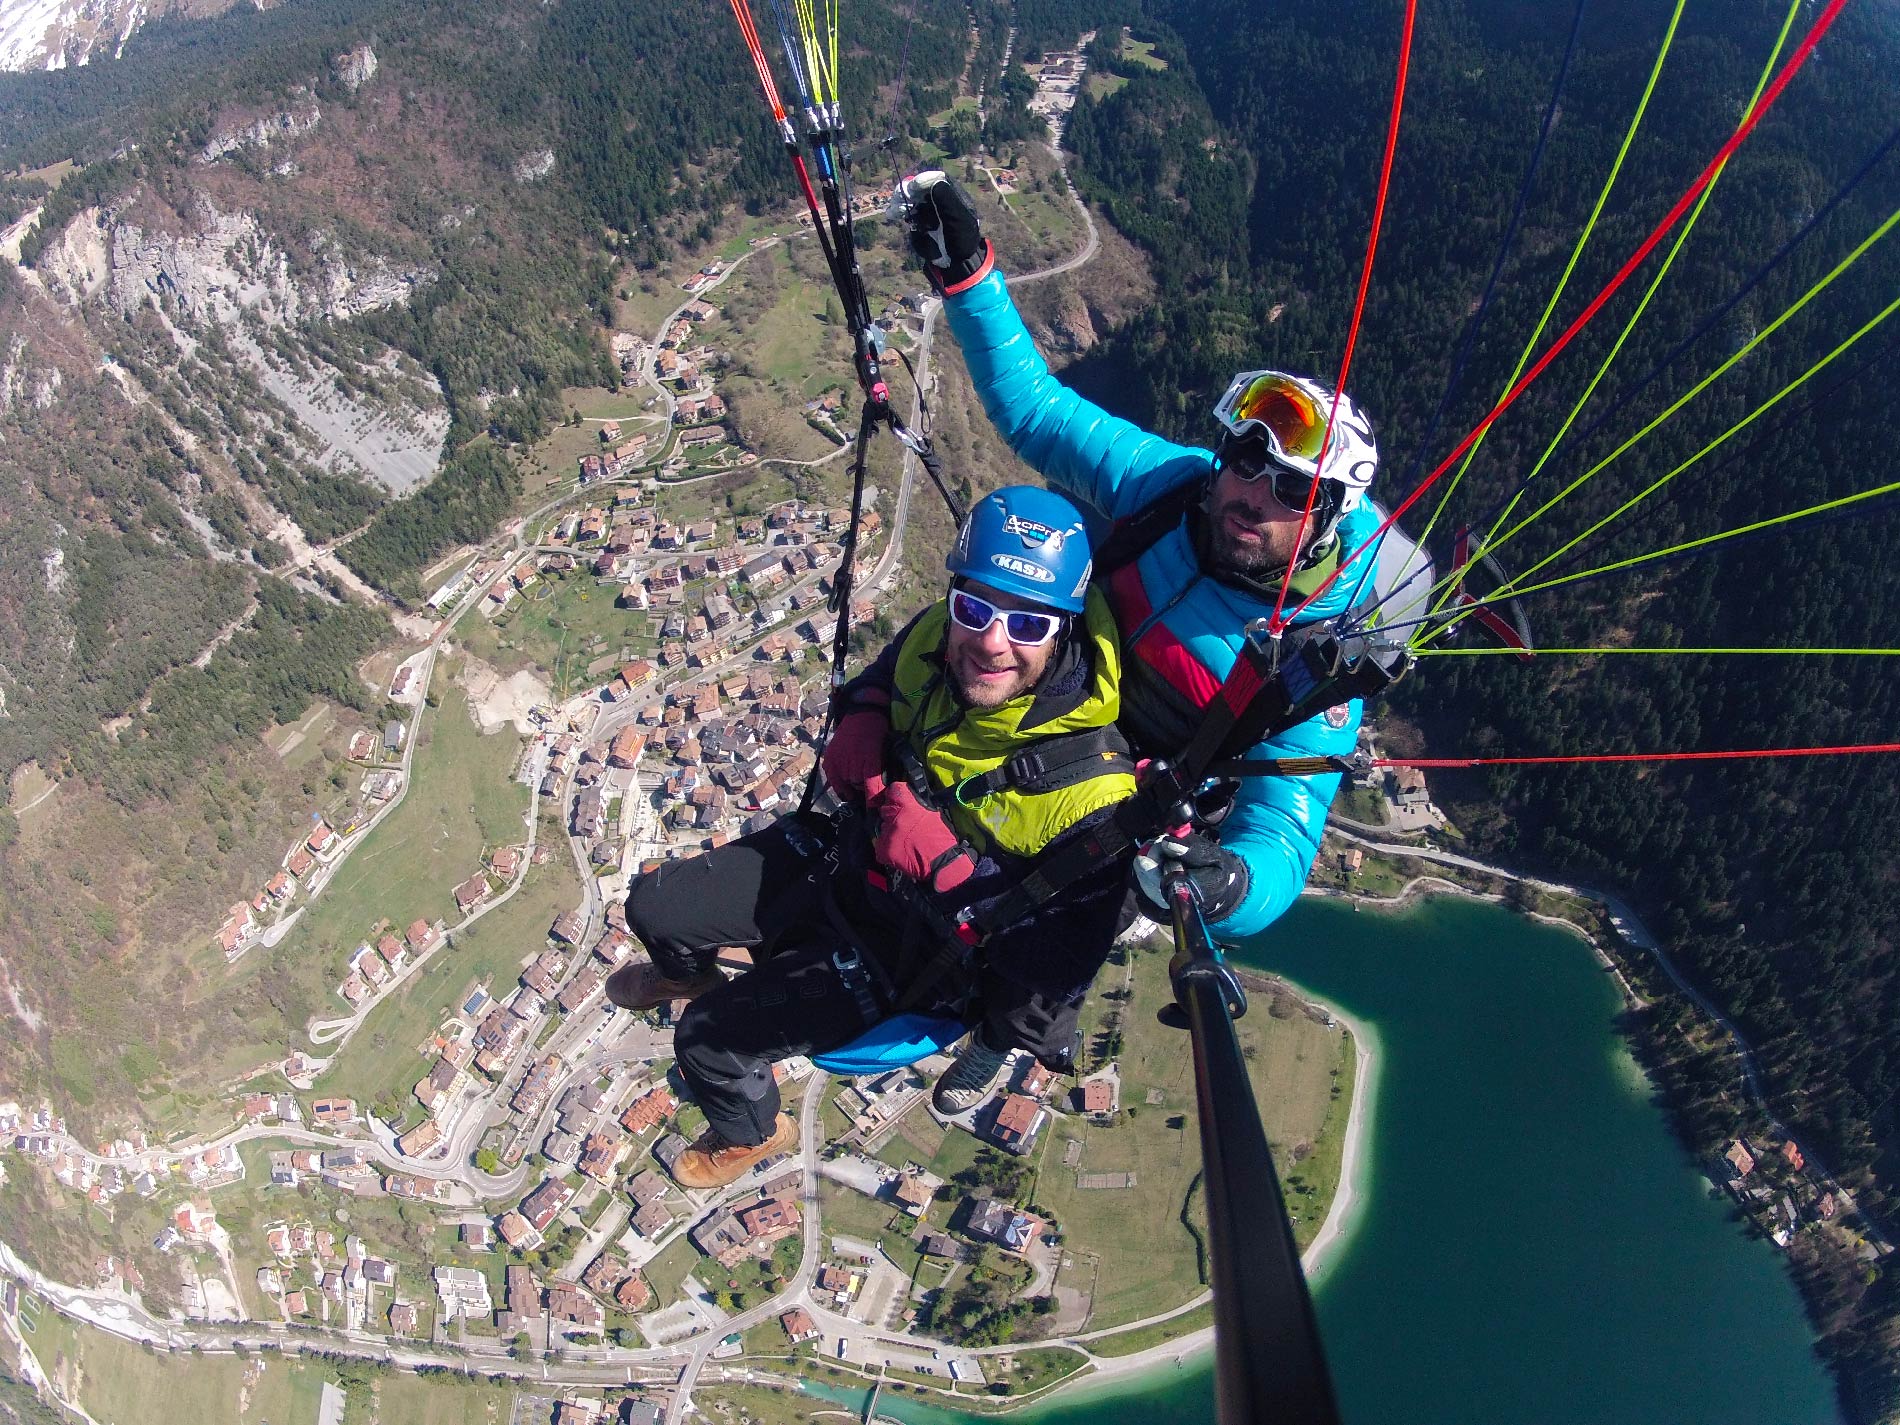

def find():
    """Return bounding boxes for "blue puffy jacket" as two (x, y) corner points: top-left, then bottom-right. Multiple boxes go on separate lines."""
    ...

(944, 268), (1383, 940)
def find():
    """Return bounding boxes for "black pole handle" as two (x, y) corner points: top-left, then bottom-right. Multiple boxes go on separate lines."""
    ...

(1164, 868), (1343, 1425)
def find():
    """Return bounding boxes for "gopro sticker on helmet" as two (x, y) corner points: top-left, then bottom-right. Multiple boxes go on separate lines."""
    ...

(1000, 513), (1064, 549)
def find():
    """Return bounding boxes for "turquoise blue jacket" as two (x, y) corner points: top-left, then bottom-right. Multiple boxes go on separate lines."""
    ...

(945, 268), (1383, 940)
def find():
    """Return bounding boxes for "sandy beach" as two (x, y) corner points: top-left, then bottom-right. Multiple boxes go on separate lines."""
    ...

(1303, 1002), (1375, 1279)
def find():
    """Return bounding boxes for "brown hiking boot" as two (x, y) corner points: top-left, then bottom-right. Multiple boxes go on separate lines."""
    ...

(604, 960), (723, 1012)
(669, 1113), (800, 1190)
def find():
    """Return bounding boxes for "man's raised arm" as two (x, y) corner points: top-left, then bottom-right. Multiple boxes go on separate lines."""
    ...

(896, 172), (1207, 521)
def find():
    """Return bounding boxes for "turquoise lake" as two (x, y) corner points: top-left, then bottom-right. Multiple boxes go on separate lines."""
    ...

(867, 895), (1841, 1425)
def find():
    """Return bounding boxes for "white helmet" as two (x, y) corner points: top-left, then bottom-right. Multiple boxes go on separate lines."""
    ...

(1211, 371), (1378, 528)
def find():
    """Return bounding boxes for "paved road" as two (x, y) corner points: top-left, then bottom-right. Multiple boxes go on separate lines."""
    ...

(666, 1071), (829, 1423)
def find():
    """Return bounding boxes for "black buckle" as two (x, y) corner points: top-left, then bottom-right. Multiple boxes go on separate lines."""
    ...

(1004, 749), (1046, 787)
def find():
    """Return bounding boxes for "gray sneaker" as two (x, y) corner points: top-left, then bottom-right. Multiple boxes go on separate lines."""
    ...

(933, 1035), (1010, 1117)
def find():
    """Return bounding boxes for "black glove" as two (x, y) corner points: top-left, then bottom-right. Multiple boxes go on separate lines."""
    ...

(889, 170), (992, 294)
(1133, 831), (1251, 923)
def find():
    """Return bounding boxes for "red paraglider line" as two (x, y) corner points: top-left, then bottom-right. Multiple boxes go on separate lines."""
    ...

(1376, 742), (1900, 769)
(1270, 0), (1419, 632)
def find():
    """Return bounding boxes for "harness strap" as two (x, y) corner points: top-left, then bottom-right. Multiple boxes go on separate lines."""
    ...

(949, 726), (1134, 805)
(1210, 755), (1357, 779)
(966, 795), (1156, 939)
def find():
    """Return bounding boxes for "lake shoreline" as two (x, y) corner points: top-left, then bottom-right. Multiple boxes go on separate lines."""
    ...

(995, 967), (1377, 1414)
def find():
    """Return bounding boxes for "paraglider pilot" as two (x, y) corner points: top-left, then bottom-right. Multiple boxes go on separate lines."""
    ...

(606, 487), (1138, 1189)
(896, 172), (1385, 943)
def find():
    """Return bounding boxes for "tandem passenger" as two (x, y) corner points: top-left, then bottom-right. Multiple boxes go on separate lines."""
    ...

(606, 486), (1137, 1188)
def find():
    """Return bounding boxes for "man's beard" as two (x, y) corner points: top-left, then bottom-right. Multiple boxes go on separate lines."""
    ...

(950, 666), (1027, 707)
(1206, 494), (1303, 579)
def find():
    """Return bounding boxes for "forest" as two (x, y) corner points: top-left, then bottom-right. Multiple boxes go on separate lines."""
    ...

(1044, 0), (1900, 1410)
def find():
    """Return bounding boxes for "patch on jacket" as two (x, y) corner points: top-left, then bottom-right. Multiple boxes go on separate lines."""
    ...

(1323, 703), (1351, 729)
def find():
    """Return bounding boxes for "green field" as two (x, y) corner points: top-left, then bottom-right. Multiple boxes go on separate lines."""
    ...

(1032, 935), (1353, 1330)
(312, 849), (579, 1109)
(990, 174), (1082, 266)
(926, 95), (980, 127)
(1338, 783), (1390, 824)
(369, 1370), (518, 1425)
(994, 1345), (1091, 1394)
(1085, 1300), (1213, 1356)
(461, 568), (654, 699)
(818, 1181), (928, 1279)
(745, 268), (848, 386)
(1122, 34), (1168, 68)
(517, 386), (670, 498)
(642, 1236), (701, 1307)
(20, 1309), (523, 1425)
(22, 1311), (332, 1425)
(269, 668), (525, 1002)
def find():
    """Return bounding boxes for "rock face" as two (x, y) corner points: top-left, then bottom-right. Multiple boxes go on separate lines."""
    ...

(330, 42), (376, 91)
(0, 333), (62, 415)
(1045, 289), (1099, 355)
(35, 206), (112, 304)
(200, 92), (323, 164)
(514, 149), (556, 184)
(0, 0), (209, 72)
(37, 198), (436, 325)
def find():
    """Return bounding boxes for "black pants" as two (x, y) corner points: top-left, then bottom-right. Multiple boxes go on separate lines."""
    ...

(626, 816), (1081, 1146)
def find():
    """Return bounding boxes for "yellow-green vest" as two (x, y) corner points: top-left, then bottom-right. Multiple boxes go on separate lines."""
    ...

(886, 588), (1136, 859)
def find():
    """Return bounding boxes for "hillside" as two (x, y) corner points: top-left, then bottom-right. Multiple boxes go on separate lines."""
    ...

(0, 0), (975, 1127)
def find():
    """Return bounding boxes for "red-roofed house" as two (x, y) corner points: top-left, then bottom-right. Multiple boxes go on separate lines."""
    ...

(616, 1275), (652, 1312)
(454, 873), (490, 915)
(619, 1085), (676, 1135)
(991, 1093), (1048, 1155)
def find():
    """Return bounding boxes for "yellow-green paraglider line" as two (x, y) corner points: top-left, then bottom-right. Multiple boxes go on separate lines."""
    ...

(1394, 204), (1900, 644)
(1417, 646), (1900, 657)
(1474, 0), (1803, 553)
(1409, 300), (1900, 650)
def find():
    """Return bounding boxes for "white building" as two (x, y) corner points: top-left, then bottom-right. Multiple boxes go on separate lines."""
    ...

(433, 1265), (493, 1320)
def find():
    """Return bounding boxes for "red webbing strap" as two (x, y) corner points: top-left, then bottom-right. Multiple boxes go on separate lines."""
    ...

(1378, 743), (1900, 769)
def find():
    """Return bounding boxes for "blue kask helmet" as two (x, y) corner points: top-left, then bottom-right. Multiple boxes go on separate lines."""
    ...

(946, 485), (1093, 614)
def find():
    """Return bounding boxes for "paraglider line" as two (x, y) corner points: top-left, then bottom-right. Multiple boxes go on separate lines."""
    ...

(1400, 0), (1690, 612)
(1376, 744), (1900, 769)
(1269, 0), (1418, 633)
(1287, 0), (1852, 626)
(1344, 0), (1590, 619)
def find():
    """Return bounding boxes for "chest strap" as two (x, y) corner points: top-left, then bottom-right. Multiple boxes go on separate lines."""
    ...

(946, 726), (1134, 805)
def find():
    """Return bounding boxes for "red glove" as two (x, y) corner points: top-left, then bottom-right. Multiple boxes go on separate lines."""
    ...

(872, 783), (975, 893)
(821, 705), (890, 802)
